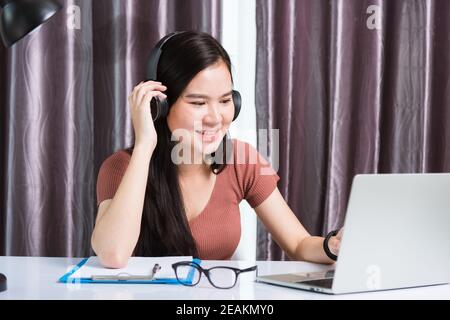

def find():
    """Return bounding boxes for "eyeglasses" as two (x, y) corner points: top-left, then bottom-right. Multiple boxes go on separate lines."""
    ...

(172, 261), (258, 289)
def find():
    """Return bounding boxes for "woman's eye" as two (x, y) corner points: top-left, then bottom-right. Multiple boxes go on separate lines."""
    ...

(191, 102), (205, 106)
(190, 99), (231, 106)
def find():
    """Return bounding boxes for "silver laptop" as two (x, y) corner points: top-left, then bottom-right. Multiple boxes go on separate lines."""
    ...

(256, 173), (450, 294)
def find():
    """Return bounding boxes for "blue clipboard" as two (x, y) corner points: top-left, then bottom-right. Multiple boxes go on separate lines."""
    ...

(59, 257), (202, 285)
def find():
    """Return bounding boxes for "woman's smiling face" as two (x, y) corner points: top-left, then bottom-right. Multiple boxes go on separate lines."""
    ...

(167, 59), (235, 160)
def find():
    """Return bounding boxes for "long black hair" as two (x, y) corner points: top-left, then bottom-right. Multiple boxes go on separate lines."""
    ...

(125, 31), (234, 257)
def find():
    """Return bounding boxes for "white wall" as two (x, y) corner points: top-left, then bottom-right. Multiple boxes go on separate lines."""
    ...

(221, 0), (257, 261)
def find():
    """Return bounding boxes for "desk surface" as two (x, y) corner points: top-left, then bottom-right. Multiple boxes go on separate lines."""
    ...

(1, 256), (449, 300)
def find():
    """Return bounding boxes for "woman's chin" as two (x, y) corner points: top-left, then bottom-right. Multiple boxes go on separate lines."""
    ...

(197, 142), (219, 156)
(195, 135), (224, 156)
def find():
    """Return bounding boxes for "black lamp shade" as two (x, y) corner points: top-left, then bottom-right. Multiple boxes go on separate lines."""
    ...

(0, 0), (62, 47)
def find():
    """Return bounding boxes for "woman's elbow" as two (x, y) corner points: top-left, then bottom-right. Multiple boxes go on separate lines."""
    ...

(97, 251), (130, 269)
(91, 236), (130, 268)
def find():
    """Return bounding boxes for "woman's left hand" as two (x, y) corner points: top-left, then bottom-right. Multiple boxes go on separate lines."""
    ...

(329, 228), (344, 256)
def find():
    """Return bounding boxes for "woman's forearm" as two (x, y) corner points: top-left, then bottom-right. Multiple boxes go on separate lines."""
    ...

(91, 144), (153, 267)
(294, 236), (335, 265)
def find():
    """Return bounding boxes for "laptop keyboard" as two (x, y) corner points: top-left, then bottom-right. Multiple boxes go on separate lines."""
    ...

(295, 270), (335, 289)
(296, 278), (334, 289)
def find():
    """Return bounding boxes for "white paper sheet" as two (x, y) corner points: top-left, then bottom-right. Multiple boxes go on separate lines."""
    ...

(69, 256), (193, 280)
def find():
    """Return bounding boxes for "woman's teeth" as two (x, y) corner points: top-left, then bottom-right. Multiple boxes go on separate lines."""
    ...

(197, 130), (216, 135)
(196, 130), (220, 142)
(196, 130), (218, 134)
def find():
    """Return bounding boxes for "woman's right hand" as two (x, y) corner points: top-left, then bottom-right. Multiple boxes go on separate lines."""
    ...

(128, 81), (167, 150)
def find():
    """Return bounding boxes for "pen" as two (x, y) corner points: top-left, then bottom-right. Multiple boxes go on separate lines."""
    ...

(91, 263), (162, 281)
(151, 263), (161, 279)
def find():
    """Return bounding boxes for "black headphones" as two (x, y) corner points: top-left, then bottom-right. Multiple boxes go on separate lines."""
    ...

(146, 31), (241, 122)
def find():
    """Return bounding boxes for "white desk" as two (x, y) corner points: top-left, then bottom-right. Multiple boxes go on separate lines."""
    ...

(0, 256), (449, 300)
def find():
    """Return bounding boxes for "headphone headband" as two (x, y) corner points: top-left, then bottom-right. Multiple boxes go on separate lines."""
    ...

(146, 31), (186, 81)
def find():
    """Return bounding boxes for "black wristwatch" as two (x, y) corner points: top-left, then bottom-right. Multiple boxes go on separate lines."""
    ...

(323, 230), (339, 261)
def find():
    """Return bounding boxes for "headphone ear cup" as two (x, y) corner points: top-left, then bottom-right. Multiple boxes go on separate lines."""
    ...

(150, 97), (169, 121)
(232, 90), (241, 121)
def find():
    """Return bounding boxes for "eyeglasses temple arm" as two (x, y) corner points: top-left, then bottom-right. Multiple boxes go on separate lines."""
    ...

(238, 265), (258, 274)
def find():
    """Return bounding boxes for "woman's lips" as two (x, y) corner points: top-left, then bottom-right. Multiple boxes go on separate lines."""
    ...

(195, 129), (221, 143)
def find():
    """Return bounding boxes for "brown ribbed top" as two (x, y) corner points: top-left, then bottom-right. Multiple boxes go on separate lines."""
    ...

(96, 139), (280, 260)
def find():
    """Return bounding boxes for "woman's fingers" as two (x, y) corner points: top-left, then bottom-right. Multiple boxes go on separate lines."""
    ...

(336, 228), (344, 240)
(139, 86), (167, 107)
(130, 81), (147, 105)
(135, 82), (167, 107)
(131, 81), (148, 96)
(141, 91), (167, 109)
(128, 81), (166, 112)
(131, 80), (161, 97)
(328, 228), (344, 256)
(128, 81), (164, 148)
(330, 237), (341, 255)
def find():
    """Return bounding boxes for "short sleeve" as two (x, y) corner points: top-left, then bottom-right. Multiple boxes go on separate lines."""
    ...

(96, 150), (131, 207)
(232, 140), (280, 208)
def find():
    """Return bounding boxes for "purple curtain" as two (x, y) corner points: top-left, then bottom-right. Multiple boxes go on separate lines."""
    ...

(256, 0), (450, 260)
(0, 0), (221, 257)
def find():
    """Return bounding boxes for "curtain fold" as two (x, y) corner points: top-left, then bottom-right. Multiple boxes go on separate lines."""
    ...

(0, 0), (221, 257)
(256, 0), (450, 260)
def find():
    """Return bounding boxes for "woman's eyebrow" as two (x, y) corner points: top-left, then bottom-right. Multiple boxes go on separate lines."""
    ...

(184, 90), (233, 99)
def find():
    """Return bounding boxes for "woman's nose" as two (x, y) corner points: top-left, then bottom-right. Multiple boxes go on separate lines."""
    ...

(204, 103), (222, 123)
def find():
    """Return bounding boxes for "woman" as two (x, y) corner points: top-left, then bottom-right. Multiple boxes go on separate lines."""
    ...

(91, 31), (342, 268)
